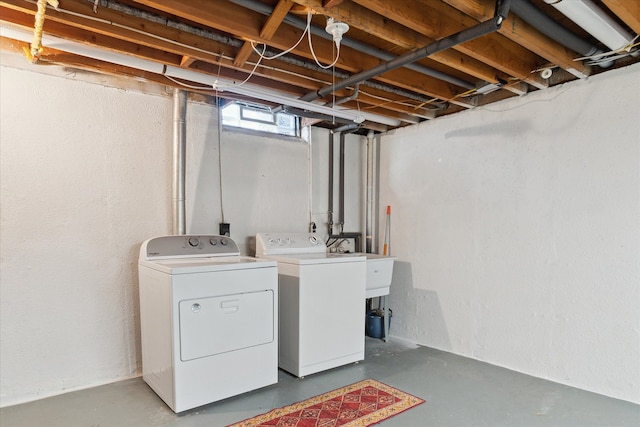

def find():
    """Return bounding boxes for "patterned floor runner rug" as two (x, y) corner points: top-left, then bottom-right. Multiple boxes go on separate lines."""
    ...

(226, 378), (425, 427)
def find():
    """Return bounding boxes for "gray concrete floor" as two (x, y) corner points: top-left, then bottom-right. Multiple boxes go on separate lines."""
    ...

(1, 338), (638, 426)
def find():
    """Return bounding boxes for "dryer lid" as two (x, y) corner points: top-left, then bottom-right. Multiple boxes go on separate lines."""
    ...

(140, 235), (240, 260)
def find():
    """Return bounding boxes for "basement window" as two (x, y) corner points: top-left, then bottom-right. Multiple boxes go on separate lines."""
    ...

(221, 101), (300, 137)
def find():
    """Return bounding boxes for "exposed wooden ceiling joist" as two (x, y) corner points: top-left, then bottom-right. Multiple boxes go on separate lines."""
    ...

(0, 0), (637, 132)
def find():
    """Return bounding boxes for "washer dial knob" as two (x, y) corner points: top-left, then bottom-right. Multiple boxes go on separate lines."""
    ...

(188, 237), (200, 247)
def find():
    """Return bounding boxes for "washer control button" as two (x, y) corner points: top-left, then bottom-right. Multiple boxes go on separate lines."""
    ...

(188, 237), (200, 247)
(220, 238), (228, 246)
(191, 303), (201, 313)
(210, 238), (218, 246)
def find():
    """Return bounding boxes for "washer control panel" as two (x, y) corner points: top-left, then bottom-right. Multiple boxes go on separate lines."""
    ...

(143, 235), (240, 259)
(255, 232), (326, 256)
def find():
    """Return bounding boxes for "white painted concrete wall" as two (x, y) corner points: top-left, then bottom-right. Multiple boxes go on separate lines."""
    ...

(185, 103), (310, 253)
(0, 61), (309, 406)
(380, 63), (640, 404)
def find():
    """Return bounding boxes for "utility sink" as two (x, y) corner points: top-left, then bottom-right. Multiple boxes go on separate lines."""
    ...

(327, 252), (396, 298)
(364, 254), (396, 298)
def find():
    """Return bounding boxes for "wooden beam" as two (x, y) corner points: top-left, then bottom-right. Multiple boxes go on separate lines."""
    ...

(602, 0), (640, 35)
(132, 0), (475, 105)
(0, 5), (181, 65)
(442, 0), (590, 79)
(180, 55), (196, 68)
(0, 25), (431, 122)
(0, 36), (210, 92)
(234, 0), (294, 67)
(323, 0), (346, 7)
(1, 0), (222, 64)
(352, 0), (548, 89)
(290, 0), (508, 86)
(233, 43), (255, 68)
(260, 0), (294, 39)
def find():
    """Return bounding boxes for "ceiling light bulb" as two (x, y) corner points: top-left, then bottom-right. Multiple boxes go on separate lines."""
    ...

(325, 17), (349, 48)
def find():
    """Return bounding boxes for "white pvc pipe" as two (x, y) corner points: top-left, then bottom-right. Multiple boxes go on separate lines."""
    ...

(0, 23), (400, 126)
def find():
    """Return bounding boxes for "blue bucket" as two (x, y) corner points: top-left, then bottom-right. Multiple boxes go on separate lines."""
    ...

(366, 310), (392, 338)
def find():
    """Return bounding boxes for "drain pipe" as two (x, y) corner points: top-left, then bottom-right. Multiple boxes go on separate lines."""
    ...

(365, 130), (378, 254)
(328, 131), (334, 237)
(337, 125), (359, 233)
(328, 124), (359, 237)
(339, 132), (346, 232)
(510, 0), (611, 68)
(300, 0), (511, 102)
(325, 84), (359, 107)
(173, 88), (187, 235)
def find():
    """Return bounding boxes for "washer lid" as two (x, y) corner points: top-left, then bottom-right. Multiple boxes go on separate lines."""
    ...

(262, 252), (365, 265)
(139, 255), (277, 274)
(255, 232), (326, 257)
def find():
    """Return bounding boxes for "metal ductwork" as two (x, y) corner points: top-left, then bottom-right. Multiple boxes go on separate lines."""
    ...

(173, 88), (187, 235)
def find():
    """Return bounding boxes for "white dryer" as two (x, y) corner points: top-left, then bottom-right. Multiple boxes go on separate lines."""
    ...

(255, 232), (366, 377)
(138, 235), (278, 413)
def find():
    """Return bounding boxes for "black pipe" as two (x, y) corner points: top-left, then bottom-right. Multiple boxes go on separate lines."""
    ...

(300, 0), (511, 102)
(328, 131), (334, 237)
(339, 132), (345, 230)
(328, 232), (362, 253)
(227, 0), (474, 89)
(510, 0), (608, 67)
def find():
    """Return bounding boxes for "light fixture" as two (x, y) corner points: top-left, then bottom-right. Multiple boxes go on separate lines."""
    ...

(544, 0), (634, 52)
(325, 17), (349, 49)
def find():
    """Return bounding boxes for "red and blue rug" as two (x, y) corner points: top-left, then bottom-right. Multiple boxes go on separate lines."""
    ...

(227, 379), (425, 427)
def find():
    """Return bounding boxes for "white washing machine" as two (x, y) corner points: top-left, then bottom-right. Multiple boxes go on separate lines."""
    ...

(255, 232), (366, 377)
(138, 235), (278, 413)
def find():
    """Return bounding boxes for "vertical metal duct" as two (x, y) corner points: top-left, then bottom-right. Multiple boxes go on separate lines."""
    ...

(365, 130), (378, 254)
(173, 88), (187, 235)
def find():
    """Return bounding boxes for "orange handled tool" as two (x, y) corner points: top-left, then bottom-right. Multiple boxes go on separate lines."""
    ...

(383, 205), (391, 256)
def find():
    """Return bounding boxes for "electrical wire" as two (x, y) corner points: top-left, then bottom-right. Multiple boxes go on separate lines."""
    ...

(164, 74), (217, 90)
(307, 17), (341, 70)
(215, 61), (226, 224)
(233, 43), (265, 86)
(574, 36), (640, 61)
(30, 0), (419, 116)
(33, 0), (430, 122)
(249, 12), (311, 60)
